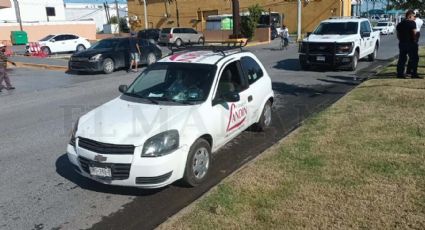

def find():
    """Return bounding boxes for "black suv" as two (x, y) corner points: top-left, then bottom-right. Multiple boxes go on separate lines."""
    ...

(137, 29), (161, 43)
(69, 37), (162, 74)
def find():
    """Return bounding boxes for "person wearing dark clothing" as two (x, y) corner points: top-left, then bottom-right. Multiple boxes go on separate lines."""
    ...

(129, 32), (141, 72)
(396, 10), (419, 78)
(0, 45), (16, 92)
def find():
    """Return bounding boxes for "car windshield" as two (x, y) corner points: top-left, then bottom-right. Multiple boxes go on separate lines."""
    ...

(313, 22), (358, 35)
(40, 35), (55, 41)
(90, 39), (120, 49)
(161, 28), (171, 34)
(125, 63), (217, 104)
(377, 22), (388, 26)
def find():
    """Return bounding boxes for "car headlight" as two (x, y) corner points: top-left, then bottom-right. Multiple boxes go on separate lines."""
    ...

(69, 118), (79, 147)
(336, 42), (353, 54)
(142, 130), (179, 157)
(90, 54), (102, 61)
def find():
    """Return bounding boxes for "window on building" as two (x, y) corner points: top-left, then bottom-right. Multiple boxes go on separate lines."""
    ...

(46, 7), (56, 17)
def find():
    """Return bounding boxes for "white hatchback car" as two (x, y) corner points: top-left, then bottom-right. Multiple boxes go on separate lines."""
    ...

(28, 34), (91, 55)
(66, 48), (274, 188)
(373, 21), (395, 35)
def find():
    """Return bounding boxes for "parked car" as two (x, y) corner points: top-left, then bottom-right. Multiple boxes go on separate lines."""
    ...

(68, 37), (162, 74)
(66, 48), (274, 188)
(27, 34), (91, 55)
(373, 21), (395, 35)
(299, 17), (380, 71)
(137, 29), (161, 43)
(158, 27), (204, 47)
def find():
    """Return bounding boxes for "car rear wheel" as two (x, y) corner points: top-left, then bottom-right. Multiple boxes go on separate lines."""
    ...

(146, 52), (156, 65)
(41, 46), (51, 55)
(198, 37), (204, 45)
(252, 101), (272, 132)
(349, 51), (359, 71)
(175, 38), (183, 47)
(76, 44), (86, 52)
(182, 138), (211, 187)
(102, 58), (115, 74)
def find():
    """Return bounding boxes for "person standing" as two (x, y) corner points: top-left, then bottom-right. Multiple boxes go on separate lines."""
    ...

(0, 45), (16, 92)
(407, 11), (423, 78)
(396, 10), (418, 78)
(128, 32), (141, 73)
(279, 25), (289, 50)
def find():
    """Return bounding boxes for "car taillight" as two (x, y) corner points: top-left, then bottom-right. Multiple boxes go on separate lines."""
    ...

(168, 34), (173, 39)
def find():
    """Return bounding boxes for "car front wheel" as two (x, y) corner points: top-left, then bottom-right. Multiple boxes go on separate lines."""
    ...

(368, 45), (378, 61)
(102, 58), (115, 74)
(41, 46), (51, 55)
(349, 51), (359, 71)
(76, 44), (86, 52)
(146, 52), (157, 65)
(182, 138), (211, 187)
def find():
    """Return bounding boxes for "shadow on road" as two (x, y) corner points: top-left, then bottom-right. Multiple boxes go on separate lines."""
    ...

(272, 81), (350, 97)
(55, 154), (165, 196)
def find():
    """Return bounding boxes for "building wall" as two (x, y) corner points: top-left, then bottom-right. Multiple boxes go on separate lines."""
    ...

(0, 21), (96, 42)
(0, 0), (66, 22)
(128, 0), (351, 33)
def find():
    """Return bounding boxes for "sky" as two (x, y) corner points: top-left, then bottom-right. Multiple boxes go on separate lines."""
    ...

(64, 0), (126, 3)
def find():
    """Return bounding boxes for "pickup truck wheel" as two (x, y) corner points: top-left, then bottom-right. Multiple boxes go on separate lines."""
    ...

(182, 139), (211, 187)
(368, 46), (377, 61)
(102, 58), (115, 74)
(349, 51), (359, 71)
(252, 101), (272, 132)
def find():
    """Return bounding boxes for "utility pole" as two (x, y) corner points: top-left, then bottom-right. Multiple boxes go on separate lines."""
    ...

(231, 0), (241, 38)
(12, 0), (23, 31)
(297, 0), (302, 41)
(175, 0), (180, 27)
(143, 0), (148, 29)
(115, 0), (120, 34)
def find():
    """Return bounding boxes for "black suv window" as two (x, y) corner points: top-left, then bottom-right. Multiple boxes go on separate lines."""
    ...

(241, 57), (263, 84)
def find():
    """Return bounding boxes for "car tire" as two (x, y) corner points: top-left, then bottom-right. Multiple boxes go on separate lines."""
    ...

(41, 46), (51, 55)
(198, 37), (204, 45)
(102, 58), (115, 74)
(368, 45), (378, 61)
(76, 44), (86, 52)
(252, 101), (272, 132)
(175, 38), (183, 47)
(146, 52), (156, 65)
(182, 138), (211, 187)
(349, 51), (359, 71)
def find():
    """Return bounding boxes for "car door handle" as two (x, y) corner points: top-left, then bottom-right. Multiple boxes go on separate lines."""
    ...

(248, 95), (253, 102)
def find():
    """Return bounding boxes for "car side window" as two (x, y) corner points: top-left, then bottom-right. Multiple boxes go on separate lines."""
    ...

(240, 57), (264, 85)
(67, 35), (78, 40)
(215, 61), (247, 100)
(364, 22), (372, 33)
(54, 35), (66, 41)
(174, 28), (181, 33)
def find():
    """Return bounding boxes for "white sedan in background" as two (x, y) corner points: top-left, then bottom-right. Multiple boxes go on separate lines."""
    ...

(373, 21), (395, 35)
(27, 34), (91, 55)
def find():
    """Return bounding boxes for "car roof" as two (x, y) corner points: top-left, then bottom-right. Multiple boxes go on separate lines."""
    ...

(159, 50), (243, 65)
(321, 18), (368, 23)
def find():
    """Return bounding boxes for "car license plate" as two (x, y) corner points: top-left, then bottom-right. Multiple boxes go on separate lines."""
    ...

(89, 166), (112, 177)
(316, 56), (325, 61)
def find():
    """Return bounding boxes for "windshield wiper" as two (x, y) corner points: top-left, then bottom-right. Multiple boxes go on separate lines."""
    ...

(123, 92), (159, 104)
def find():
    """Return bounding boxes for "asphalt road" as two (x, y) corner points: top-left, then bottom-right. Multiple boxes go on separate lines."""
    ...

(0, 35), (423, 230)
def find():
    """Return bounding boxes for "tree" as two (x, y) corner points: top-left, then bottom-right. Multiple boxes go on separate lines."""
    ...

(241, 4), (264, 40)
(389, 0), (425, 15)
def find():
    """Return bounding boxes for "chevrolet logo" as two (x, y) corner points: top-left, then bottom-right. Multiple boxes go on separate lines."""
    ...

(94, 154), (107, 162)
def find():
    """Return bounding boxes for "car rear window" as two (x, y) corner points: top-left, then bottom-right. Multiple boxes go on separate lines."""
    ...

(377, 22), (388, 26)
(161, 28), (171, 34)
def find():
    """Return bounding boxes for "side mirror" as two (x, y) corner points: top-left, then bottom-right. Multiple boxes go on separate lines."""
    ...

(118, 85), (128, 93)
(361, 32), (371, 38)
(50, 39), (55, 42)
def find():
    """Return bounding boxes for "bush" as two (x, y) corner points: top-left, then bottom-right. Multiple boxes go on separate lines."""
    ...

(241, 4), (264, 40)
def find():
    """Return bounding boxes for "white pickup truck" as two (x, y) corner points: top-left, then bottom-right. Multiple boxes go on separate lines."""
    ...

(299, 17), (380, 71)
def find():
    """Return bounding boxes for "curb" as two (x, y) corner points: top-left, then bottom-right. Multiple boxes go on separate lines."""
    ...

(14, 62), (68, 72)
(246, 41), (271, 47)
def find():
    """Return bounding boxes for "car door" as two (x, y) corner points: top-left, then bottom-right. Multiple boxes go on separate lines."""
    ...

(186, 28), (199, 43)
(210, 60), (251, 148)
(240, 56), (267, 123)
(50, 35), (67, 53)
(360, 21), (371, 58)
(114, 38), (130, 68)
(66, 35), (79, 52)
(60, 35), (74, 52)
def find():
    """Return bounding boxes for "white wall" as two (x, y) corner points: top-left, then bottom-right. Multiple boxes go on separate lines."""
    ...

(0, 0), (66, 22)
(65, 3), (127, 31)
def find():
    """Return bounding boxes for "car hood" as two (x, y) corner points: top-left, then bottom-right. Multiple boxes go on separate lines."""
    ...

(76, 97), (195, 146)
(304, 34), (358, 43)
(72, 48), (113, 57)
